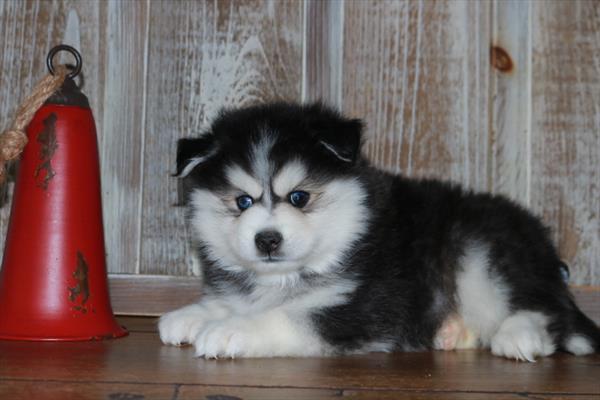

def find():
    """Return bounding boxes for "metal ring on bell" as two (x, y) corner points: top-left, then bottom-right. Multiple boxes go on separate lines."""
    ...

(46, 44), (82, 79)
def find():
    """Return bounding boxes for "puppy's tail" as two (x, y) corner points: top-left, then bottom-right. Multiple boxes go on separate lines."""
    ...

(561, 298), (600, 355)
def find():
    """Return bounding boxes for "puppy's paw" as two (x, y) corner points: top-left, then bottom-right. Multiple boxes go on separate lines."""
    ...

(193, 310), (321, 358)
(434, 314), (478, 351)
(194, 318), (257, 358)
(490, 311), (555, 362)
(434, 315), (463, 350)
(158, 304), (209, 346)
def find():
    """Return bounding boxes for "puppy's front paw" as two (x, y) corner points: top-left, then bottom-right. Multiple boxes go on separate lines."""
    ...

(193, 310), (324, 358)
(158, 304), (208, 346)
(194, 318), (255, 358)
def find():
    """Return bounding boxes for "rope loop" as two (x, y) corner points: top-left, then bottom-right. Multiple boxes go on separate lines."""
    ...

(0, 64), (68, 184)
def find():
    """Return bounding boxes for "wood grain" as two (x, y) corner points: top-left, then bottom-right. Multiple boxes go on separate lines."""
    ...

(107, 275), (600, 327)
(179, 385), (340, 400)
(139, 0), (303, 275)
(342, 0), (491, 192)
(530, 0), (600, 285)
(99, 0), (148, 274)
(0, 1), (146, 274)
(303, 0), (344, 105)
(340, 392), (600, 400)
(1, 327), (599, 395)
(109, 274), (202, 316)
(490, 0), (531, 205)
(0, 0), (598, 291)
(114, 316), (158, 333)
(0, 381), (177, 400)
(179, 386), (600, 399)
(1, 382), (596, 400)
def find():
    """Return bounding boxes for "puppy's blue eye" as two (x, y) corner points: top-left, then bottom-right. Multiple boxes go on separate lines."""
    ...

(289, 191), (310, 208)
(236, 195), (254, 211)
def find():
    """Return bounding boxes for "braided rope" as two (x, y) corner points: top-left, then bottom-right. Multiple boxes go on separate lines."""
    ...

(0, 65), (68, 183)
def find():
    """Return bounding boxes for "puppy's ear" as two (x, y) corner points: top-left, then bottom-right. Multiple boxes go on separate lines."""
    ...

(175, 136), (216, 177)
(317, 118), (363, 164)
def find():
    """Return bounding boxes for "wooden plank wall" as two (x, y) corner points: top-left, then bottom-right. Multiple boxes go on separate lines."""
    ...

(140, 0), (302, 276)
(0, 0), (303, 278)
(530, 1), (599, 284)
(342, 0), (491, 190)
(0, 0), (598, 299)
(339, 0), (599, 285)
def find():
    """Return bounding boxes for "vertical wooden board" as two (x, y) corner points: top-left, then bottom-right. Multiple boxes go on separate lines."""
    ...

(531, 1), (600, 284)
(99, 0), (148, 273)
(342, 0), (491, 191)
(490, 0), (531, 206)
(0, 0), (105, 264)
(140, 0), (303, 275)
(461, 0), (493, 192)
(303, 0), (344, 106)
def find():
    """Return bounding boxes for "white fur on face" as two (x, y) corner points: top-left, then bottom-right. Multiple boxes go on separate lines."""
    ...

(226, 165), (263, 199)
(251, 133), (275, 189)
(272, 161), (308, 196)
(301, 178), (369, 274)
(188, 189), (245, 272)
(189, 159), (369, 279)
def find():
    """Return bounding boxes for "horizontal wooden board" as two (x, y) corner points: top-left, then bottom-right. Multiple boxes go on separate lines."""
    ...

(0, 381), (176, 400)
(109, 274), (202, 316)
(339, 391), (599, 400)
(179, 386), (600, 400)
(2, 380), (595, 400)
(108, 275), (600, 326)
(117, 316), (159, 333)
(1, 328), (599, 394)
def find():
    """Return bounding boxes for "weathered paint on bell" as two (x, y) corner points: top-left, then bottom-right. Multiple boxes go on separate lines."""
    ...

(0, 77), (127, 341)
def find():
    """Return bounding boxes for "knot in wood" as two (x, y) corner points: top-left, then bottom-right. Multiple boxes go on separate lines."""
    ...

(491, 45), (513, 73)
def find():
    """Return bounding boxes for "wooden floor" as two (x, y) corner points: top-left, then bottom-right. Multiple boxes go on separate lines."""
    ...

(1, 317), (599, 400)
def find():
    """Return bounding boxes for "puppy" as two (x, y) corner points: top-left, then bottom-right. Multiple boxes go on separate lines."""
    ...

(159, 102), (599, 361)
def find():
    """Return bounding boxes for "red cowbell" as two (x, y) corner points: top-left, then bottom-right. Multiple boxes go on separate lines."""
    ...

(0, 78), (127, 341)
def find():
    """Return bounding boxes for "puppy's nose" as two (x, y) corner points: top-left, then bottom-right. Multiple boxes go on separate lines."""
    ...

(255, 230), (283, 253)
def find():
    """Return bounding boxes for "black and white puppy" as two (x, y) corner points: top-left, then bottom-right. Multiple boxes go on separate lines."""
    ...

(159, 102), (600, 361)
